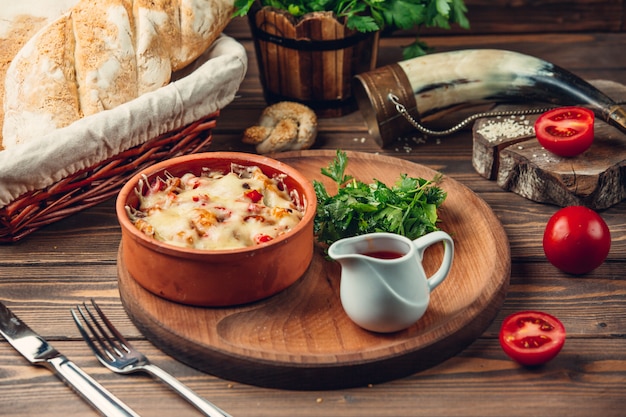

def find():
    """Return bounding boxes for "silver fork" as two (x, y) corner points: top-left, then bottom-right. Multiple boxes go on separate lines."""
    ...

(71, 299), (232, 417)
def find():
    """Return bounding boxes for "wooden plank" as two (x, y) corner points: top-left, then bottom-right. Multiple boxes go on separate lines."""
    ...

(255, 9), (279, 96)
(461, 0), (623, 33)
(2, 29), (626, 417)
(226, 0), (625, 39)
(2, 338), (626, 417)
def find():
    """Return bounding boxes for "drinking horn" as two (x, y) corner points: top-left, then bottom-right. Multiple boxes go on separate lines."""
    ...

(352, 49), (626, 148)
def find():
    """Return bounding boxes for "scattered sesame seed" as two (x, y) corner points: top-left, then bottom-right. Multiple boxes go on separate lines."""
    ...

(476, 116), (535, 143)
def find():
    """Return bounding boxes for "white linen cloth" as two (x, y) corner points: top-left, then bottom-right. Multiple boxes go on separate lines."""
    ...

(0, 34), (247, 209)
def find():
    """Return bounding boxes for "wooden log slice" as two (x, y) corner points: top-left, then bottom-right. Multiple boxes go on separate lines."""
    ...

(472, 80), (626, 209)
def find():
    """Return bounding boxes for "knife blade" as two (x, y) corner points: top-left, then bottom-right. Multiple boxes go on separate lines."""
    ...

(0, 301), (140, 417)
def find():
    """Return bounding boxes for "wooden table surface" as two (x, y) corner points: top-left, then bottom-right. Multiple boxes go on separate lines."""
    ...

(1, 21), (625, 417)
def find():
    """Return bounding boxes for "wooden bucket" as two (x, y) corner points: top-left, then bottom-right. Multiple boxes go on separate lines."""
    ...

(249, 7), (379, 117)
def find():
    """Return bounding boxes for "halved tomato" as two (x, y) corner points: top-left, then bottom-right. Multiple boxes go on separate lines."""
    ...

(499, 311), (566, 366)
(534, 106), (594, 157)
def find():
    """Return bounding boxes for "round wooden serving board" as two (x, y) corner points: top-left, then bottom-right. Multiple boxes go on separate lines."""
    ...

(118, 150), (511, 390)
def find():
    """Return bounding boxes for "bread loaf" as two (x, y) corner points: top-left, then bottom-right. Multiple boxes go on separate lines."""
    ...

(2, 0), (234, 148)
(0, 1), (79, 151)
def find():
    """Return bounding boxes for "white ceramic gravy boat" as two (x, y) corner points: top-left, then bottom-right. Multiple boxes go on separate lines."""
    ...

(328, 231), (454, 333)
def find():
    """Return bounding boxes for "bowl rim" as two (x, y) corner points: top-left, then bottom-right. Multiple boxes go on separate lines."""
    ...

(115, 152), (317, 257)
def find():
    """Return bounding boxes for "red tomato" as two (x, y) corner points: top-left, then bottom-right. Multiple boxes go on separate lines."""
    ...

(499, 311), (566, 366)
(255, 234), (273, 244)
(543, 206), (611, 275)
(244, 189), (263, 203)
(534, 106), (594, 157)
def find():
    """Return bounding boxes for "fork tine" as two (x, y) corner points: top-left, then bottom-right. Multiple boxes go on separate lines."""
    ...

(71, 305), (111, 363)
(75, 299), (232, 417)
(73, 300), (129, 363)
(88, 299), (133, 353)
(80, 301), (126, 360)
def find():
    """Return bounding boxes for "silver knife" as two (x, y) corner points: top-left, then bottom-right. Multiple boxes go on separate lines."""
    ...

(0, 301), (140, 417)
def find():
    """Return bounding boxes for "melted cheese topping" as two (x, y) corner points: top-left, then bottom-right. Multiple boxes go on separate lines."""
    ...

(128, 164), (304, 250)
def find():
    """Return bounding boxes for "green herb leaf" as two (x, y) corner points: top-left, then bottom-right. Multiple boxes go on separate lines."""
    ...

(435, 0), (450, 17)
(232, 0), (255, 16)
(234, 0), (469, 59)
(314, 150), (447, 246)
(346, 14), (382, 32)
(320, 149), (353, 185)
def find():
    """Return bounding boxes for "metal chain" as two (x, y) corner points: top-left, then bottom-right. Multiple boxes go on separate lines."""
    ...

(388, 93), (554, 137)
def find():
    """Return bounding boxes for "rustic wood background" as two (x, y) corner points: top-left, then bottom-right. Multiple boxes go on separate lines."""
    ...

(2, 2), (626, 417)
(428, 0), (625, 34)
(226, 0), (626, 39)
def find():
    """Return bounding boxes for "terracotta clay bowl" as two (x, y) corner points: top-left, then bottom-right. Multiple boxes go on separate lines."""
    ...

(116, 152), (317, 306)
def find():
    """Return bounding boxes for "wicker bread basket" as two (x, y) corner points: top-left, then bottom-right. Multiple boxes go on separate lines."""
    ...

(0, 35), (247, 242)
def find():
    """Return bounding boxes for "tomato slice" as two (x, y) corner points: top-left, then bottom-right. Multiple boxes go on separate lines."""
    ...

(534, 106), (594, 157)
(255, 234), (273, 244)
(244, 189), (263, 203)
(499, 311), (566, 366)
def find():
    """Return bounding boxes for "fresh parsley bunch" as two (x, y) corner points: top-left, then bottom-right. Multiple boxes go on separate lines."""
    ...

(313, 150), (447, 246)
(233, 0), (470, 58)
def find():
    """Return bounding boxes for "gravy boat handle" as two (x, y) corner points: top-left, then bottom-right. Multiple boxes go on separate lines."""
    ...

(413, 231), (454, 290)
